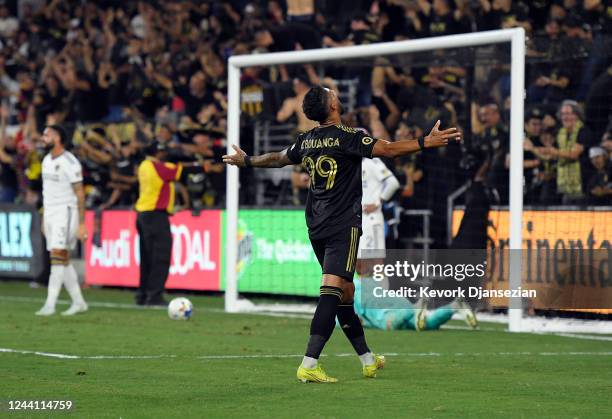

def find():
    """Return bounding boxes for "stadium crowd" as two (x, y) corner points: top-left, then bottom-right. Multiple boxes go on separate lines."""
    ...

(0, 0), (611, 245)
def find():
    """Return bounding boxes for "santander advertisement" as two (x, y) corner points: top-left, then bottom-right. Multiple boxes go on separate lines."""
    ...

(84, 210), (222, 290)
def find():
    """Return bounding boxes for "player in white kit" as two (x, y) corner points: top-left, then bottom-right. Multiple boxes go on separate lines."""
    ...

(357, 158), (400, 262)
(36, 125), (88, 316)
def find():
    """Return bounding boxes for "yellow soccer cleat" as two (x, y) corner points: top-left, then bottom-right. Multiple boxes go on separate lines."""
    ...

(415, 308), (427, 332)
(415, 299), (428, 332)
(297, 364), (338, 383)
(464, 307), (479, 330)
(362, 354), (385, 378)
(453, 298), (479, 330)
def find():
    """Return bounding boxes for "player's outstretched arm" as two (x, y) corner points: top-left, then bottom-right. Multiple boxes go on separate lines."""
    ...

(372, 120), (461, 159)
(222, 144), (293, 168)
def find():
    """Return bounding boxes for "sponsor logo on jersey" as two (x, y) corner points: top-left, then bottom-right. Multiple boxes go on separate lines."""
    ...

(43, 173), (61, 182)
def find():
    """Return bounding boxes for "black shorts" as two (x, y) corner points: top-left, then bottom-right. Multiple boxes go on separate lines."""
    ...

(310, 227), (361, 281)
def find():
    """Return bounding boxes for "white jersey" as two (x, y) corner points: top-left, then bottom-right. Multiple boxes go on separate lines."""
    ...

(362, 158), (393, 206)
(42, 151), (83, 209)
(359, 158), (399, 259)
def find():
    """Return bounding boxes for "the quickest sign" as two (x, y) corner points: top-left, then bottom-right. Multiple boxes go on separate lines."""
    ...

(0, 205), (43, 278)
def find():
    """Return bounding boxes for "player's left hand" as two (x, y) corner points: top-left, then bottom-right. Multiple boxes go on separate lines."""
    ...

(424, 120), (461, 148)
(77, 223), (88, 241)
(222, 145), (247, 167)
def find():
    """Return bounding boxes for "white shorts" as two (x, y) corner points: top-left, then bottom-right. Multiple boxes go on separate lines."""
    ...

(358, 211), (386, 259)
(44, 205), (78, 251)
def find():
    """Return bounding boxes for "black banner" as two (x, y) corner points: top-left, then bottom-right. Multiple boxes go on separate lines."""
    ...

(0, 204), (44, 279)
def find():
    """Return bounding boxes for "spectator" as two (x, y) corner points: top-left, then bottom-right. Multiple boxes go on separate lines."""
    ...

(99, 137), (139, 210)
(421, 63), (466, 106)
(547, 100), (593, 204)
(528, 126), (559, 205)
(374, 0), (421, 41)
(602, 124), (612, 155)
(522, 108), (544, 203)
(255, 22), (321, 52)
(527, 17), (574, 105)
(0, 105), (18, 202)
(394, 120), (425, 208)
(474, 102), (509, 204)
(174, 72), (214, 122)
(0, 2), (18, 38)
(586, 146), (612, 205)
(286, 0), (315, 24)
(323, 14), (379, 106)
(291, 165), (310, 205)
(371, 87), (400, 133)
(475, 0), (532, 32)
(416, 0), (468, 37)
(276, 76), (318, 133)
(240, 66), (265, 118)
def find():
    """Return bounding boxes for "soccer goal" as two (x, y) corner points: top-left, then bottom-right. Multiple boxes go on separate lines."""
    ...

(224, 28), (609, 334)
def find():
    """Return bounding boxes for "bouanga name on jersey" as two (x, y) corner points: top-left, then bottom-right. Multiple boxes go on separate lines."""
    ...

(300, 137), (340, 150)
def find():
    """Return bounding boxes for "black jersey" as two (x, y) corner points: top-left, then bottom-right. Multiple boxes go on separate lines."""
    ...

(286, 124), (378, 239)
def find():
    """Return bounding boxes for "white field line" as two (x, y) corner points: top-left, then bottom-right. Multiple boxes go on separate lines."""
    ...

(0, 295), (319, 319)
(0, 348), (177, 359)
(546, 333), (612, 342)
(2, 347), (612, 361)
(0, 295), (221, 312)
(440, 324), (497, 331)
(1, 295), (611, 340)
(0, 295), (314, 318)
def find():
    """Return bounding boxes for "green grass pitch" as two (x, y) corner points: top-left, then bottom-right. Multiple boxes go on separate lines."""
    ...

(1, 280), (611, 418)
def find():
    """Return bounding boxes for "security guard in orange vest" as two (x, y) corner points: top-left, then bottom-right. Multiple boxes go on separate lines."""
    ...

(135, 141), (205, 305)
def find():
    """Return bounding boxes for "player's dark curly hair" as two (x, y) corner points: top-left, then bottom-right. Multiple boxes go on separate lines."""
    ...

(302, 85), (330, 123)
(46, 124), (68, 145)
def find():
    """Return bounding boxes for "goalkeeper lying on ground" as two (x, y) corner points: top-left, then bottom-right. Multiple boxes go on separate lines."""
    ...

(352, 278), (478, 332)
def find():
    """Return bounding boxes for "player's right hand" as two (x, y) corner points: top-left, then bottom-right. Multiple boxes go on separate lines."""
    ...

(77, 223), (88, 241)
(222, 145), (247, 167)
(424, 120), (461, 148)
(363, 203), (379, 214)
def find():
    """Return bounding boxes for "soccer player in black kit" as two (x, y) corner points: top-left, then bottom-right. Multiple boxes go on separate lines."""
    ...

(224, 86), (460, 383)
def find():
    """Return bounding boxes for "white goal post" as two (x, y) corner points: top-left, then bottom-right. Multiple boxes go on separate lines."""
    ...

(225, 29), (526, 331)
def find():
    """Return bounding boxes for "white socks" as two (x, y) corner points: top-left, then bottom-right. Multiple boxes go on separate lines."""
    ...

(64, 263), (86, 306)
(301, 356), (318, 369)
(359, 352), (375, 367)
(42, 263), (86, 309)
(302, 354), (374, 368)
(42, 265), (65, 310)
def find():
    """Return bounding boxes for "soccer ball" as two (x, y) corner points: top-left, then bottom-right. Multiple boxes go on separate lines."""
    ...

(167, 297), (193, 320)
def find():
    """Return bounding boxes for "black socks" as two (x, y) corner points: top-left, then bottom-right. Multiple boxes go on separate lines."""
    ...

(305, 286), (343, 359)
(337, 302), (370, 355)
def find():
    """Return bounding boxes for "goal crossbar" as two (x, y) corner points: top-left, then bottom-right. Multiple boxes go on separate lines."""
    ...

(225, 29), (526, 332)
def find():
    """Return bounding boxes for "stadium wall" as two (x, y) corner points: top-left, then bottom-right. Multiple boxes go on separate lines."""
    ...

(0, 205), (609, 310)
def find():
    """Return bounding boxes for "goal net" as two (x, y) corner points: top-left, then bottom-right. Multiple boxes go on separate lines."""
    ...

(224, 29), (612, 334)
